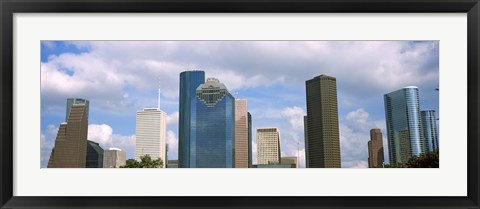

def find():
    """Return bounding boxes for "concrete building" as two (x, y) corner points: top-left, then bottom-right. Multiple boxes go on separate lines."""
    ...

(384, 86), (425, 165)
(135, 108), (167, 167)
(305, 74), (341, 168)
(48, 98), (89, 168)
(368, 129), (384, 168)
(281, 156), (298, 168)
(103, 148), (126, 168)
(257, 128), (281, 165)
(86, 140), (104, 168)
(167, 160), (178, 168)
(421, 110), (439, 152)
(235, 99), (249, 168)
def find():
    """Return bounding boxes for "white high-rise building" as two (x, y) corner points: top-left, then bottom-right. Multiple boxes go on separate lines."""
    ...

(257, 128), (281, 165)
(135, 87), (167, 168)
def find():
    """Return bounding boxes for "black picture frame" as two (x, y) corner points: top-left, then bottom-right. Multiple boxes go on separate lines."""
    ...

(1, 0), (479, 208)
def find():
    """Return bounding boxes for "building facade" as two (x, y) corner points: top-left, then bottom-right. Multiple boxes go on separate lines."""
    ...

(248, 112), (252, 168)
(384, 86), (425, 165)
(192, 78), (235, 168)
(103, 148), (126, 168)
(368, 129), (384, 168)
(257, 128), (281, 165)
(421, 110), (439, 152)
(86, 140), (104, 168)
(281, 156), (298, 168)
(178, 70), (206, 168)
(135, 108), (167, 167)
(48, 99), (89, 168)
(305, 75), (341, 168)
(234, 99), (249, 168)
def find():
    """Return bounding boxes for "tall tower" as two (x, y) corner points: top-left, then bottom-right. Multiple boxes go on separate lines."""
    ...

(48, 98), (89, 168)
(190, 77), (235, 168)
(421, 110), (439, 152)
(384, 86), (424, 165)
(248, 112), (252, 168)
(305, 74), (341, 168)
(368, 129), (385, 168)
(178, 70), (205, 168)
(135, 108), (167, 167)
(234, 99), (249, 168)
(257, 128), (281, 165)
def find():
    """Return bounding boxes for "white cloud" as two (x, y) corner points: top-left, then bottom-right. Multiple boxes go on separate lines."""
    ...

(280, 106), (306, 131)
(166, 130), (178, 160)
(87, 124), (135, 152)
(166, 111), (179, 126)
(40, 124), (59, 168)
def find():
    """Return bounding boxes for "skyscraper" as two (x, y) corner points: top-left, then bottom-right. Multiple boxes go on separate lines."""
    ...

(65, 98), (89, 122)
(189, 77), (235, 168)
(248, 112), (252, 168)
(368, 129), (384, 168)
(86, 140), (104, 168)
(103, 148), (126, 168)
(421, 110), (439, 152)
(305, 74), (341, 168)
(257, 128), (281, 165)
(384, 86), (424, 165)
(48, 98), (89, 168)
(135, 108), (167, 167)
(234, 99), (249, 168)
(178, 70), (205, 168)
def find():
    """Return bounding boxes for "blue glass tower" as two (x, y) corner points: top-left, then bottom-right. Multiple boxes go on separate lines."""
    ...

(384, 86), (425, 165)
(421, 110), (439, 152)
(193, 78), (235, 168)
(178, 71), (205, 168)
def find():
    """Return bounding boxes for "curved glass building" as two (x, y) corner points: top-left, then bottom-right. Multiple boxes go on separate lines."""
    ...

(421, 110), (439, 152)
(384, 86), (425, 165)
(178, 71), (205, 168)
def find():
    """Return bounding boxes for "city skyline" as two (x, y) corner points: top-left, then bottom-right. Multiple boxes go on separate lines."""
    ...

(41, 41), (439, 168)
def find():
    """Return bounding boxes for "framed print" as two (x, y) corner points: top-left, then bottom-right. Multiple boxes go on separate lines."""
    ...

(1, 0), (479, 208)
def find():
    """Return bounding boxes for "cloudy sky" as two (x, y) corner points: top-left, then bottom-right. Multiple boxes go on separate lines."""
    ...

(40, 41), (439, 168)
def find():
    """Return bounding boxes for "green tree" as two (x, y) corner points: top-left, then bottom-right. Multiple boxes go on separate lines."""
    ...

(384, 150), (439, 168)
(120, 155), (164, 168)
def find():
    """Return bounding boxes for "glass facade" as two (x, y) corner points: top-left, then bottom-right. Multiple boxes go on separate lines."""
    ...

(248, 112), (252, 168)
(178, 71), (205, 168)
(421, 110), (439, 152)
(86, 140), (104, 168)
(190, 78), (235, 168)
(384, 86), (424, 165)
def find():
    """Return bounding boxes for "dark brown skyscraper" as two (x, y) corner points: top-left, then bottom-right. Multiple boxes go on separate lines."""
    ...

(48, 99), (89, 168)
(305, 74), (341, 168)
(368, 128), (385, 168)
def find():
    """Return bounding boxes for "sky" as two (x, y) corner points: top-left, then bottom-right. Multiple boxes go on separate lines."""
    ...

(40, 41), (439, 168)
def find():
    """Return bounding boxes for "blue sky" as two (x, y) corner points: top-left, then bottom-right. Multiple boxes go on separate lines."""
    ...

(40, 41), (439, 168)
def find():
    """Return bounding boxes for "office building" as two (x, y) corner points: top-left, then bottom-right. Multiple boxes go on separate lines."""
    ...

(305, 74), (341, 168)
(248, 112), (252, 168)
(235, 99), (249, 168)
(384, 86), (425, 165)
(257, 128), (281, 165)
(65, 98), (89, 122)
(281, 156), (298, 168)
(103, 148), (126, 168)
(135, 108), (167, 167)
(48, 98), (89, 168)
(178, 70), (206, 168)
(421, 110), (439, 152)
(179, 76), (235, 168)
(167, 160), (178, 168)
(368, 129), (384, 168)
(86, 140), (104, 168)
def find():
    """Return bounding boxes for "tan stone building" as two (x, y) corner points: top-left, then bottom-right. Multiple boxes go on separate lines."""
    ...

(48, 99), (89, 168)
(368, 128), (385, 168)
(305, 75), (341, 168)
(257, 128), (281, 165)
(281, 156), (298, 168)
(103, 148), (126, 168)
(234, 99), (249, 168)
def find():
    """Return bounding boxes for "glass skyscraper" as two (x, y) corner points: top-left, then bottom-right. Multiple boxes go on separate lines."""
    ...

(178, 71), (205, 168)
(421, 110), (439, 152)
(194, 77), (235, 168)
(384, 86), (425, 165)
